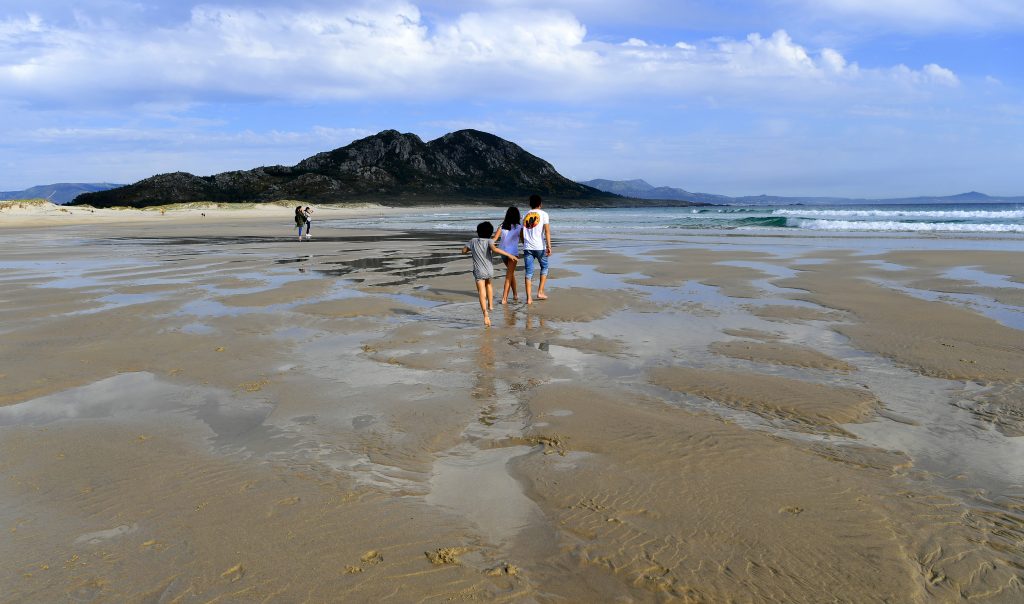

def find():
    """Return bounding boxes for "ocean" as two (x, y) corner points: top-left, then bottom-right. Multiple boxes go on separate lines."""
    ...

(322, 202), (1024, 235)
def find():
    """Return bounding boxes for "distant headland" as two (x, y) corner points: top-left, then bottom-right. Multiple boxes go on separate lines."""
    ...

(70, 130), (644, 208)
(1, 183), (124, 205)
(580, 179), (1024, 206)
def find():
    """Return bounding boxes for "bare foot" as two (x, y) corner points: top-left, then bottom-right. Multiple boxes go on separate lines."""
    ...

(536, 293), (548, 300)
(484, 314), (491, 327)
(526, 298), (533, 305)
(499, 299), (507, 305)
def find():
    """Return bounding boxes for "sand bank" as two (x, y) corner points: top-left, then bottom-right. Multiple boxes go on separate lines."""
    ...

(710, 339), (855, 371)
(0, 198), (485, 229)
(650, 366), (877, 429)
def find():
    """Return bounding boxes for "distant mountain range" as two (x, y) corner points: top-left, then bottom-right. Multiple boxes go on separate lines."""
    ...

(580, 179), (1024, 205)
(579, 179), (733, 204)
(72, 130), (641, 208)
(1, 182), (123, 204)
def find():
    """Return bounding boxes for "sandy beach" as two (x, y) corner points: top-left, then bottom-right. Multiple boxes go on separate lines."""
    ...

(1, 203), (1023, 602)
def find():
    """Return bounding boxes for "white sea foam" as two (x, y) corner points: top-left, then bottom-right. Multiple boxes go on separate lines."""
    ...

(324, 206), (1024, 235)
(795, 219), (1024, 232)
(775, 208), (1024, 219)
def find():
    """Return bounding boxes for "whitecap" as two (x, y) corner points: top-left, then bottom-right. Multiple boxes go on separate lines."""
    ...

(795, 219), (1024, 232)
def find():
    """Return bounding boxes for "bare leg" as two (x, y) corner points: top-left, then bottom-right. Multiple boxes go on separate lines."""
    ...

(536, 274), (548, 300)
(525, 277), (533, 304)
(501, 259), (517, 303)
(510, 260), (518, 300)
(500, 264), (510, 304)
(476, 279), (490, 326)
(485, 279), (494, 311)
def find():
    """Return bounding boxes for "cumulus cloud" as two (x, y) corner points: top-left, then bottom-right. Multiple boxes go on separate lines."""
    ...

(0, 2), (960, 108)
(922, 63), (959, 86)
(888, 63), (960, 87)
(716, 30), (818, 77)
(820, 48), (848, 73)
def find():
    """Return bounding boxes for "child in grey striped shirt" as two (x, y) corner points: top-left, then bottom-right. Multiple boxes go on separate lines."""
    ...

(462, 221), (517, 327)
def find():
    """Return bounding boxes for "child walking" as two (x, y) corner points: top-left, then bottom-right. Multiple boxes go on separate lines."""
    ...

(492, 206), (523, 304)
(462, 221), (517, 327)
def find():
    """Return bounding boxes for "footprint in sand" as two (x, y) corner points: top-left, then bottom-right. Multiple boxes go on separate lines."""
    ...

(530, 434), (568, 456)
(360, 550), (383, 565)
(343, 550), (383, 574)
(485, 562), (521, 577)
(221, 563), (244, 582)
(425, 547), (471, 565)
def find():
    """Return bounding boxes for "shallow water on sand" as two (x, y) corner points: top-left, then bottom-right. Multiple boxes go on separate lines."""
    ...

(8, 226), (1019, 495)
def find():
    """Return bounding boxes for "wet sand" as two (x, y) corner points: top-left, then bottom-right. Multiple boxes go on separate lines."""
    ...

(1, 214), (1023, 601)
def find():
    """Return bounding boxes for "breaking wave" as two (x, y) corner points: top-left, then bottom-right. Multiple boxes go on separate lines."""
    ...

(774, 208), (1024, 220)
(792, 219), (1024, 233)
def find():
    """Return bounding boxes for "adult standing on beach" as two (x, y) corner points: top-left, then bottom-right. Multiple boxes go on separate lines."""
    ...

(302, 206), (313, 240)
(294, 206), (306, 241)
(521, 194), (551, 304)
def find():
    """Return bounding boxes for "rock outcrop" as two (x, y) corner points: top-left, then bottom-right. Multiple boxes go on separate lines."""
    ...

(73, 129), (616, 207)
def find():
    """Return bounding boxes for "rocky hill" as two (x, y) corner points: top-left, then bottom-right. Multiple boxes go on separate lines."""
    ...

(73, 130), (623, 208)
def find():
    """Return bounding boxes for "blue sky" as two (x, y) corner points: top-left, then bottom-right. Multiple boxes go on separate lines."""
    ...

(1, 0), (1022, 197)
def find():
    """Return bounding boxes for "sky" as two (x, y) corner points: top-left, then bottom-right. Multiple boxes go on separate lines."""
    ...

(1, 0), (1022, 197)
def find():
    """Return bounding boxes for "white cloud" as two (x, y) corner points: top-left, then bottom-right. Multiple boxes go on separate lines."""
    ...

(0, 3), (961, 108)
(0, 12), (44, 35)
(922, 63), (959, 86)
(433, 8), (592, 72)
(820, 48), (847, 73)
(889, 63), (959, 87)
(716, 30), (818, 76)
